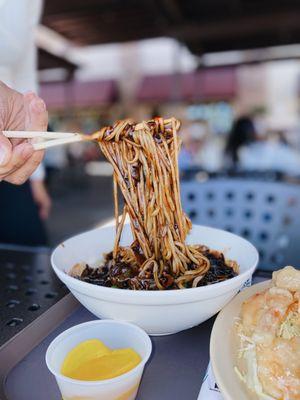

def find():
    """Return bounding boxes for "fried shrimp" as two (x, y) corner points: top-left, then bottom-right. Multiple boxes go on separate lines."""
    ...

(237, 266), (300, 400)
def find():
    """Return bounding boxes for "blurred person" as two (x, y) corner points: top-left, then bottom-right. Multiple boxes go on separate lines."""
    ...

(224, 116), (256, 168)
(0, 0), (51, 245)
(178, 122), (206, 170)
(30, 161), (51, 220)
(225, 116), (300, 175)
(239, 129), (300, 175)
(179, 121), (223, 172)
(44, 146), (67, 186)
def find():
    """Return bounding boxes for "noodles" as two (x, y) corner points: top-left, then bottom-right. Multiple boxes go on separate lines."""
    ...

(72, 117), (238, 290)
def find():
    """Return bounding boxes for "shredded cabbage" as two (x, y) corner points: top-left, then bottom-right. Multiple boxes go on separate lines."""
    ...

(235, 347), (276, 400)
(278, 311), (300, 339)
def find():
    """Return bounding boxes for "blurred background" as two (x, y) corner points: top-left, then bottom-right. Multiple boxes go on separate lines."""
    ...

(3, 0), (300, 268)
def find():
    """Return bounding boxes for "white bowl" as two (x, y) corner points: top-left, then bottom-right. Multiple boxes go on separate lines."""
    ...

(46, 320), (152, 400)
(210, 281), (270, 400)
(51, 224), (258, 335)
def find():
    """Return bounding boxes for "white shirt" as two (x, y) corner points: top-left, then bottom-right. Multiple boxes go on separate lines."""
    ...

(0, 0), (42, 93)
(239, 141), (300, 175)
(0, 0), (44, 180)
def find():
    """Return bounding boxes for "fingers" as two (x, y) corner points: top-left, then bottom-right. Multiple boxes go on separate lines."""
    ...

(0, 133), (12, 166)
(0, 142), (34, 184)
(4, 148), (43, 185)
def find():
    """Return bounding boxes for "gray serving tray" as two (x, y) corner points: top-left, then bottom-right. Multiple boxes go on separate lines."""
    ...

(1, 294), (213, 400)
(1, 271), (269, 400)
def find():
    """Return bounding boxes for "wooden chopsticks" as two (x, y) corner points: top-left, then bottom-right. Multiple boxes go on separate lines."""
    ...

(3, 131), (93, 150)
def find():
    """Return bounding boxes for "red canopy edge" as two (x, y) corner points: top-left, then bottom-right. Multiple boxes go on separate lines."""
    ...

(40, 79), (119, 109)
(136, 67), (237, 102)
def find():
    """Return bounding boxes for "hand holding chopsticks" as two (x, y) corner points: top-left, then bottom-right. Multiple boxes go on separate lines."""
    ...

(0, 87), (48, 185)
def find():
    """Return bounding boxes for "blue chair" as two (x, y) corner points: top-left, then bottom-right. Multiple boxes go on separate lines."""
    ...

(181, 178), (300, 271)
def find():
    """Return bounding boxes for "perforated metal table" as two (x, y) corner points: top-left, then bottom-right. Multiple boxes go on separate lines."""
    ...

(0, 245), (68, 347)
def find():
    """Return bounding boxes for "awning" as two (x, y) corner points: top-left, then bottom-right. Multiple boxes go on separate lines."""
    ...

(40, 80), (118, 109)
(43, 2), (300, 55)
(136, 67), (237, 102)
(38, 48), (77, 76)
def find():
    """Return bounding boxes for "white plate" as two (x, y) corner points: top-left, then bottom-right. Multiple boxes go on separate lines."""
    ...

(210, 280), (271, 400)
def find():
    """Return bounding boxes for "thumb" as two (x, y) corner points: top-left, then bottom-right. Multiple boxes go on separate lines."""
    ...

(0, 133), (12, 166)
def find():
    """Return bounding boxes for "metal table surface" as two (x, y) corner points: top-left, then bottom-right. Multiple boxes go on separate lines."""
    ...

(0, 245), (68, 347)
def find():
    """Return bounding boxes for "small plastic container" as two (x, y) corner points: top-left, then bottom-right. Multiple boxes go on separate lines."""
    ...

(46, 320), (152, 400)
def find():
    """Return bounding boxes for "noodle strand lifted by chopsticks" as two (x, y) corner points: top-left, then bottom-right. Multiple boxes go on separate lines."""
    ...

(94, 117), (211, 289)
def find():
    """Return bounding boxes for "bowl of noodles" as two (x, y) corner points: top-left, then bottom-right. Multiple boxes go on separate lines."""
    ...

(51, 117), (258, 335)
(51, 223), (258, 335)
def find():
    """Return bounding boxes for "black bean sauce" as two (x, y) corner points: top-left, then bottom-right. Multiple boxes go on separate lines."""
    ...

(74, 246), (237, 290)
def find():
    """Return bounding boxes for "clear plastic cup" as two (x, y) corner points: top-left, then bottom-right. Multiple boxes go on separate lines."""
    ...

(46, 320), (152, 400)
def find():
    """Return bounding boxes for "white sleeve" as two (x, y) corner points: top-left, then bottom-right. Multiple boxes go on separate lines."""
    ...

(30, 163), (45, 181)
(11, 0), (43, 93)
(12, 39), (38, 93)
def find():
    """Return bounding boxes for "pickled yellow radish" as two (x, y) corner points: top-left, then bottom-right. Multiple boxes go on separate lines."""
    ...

(61, 339), (141, 381)
(61, 339), (110, 377)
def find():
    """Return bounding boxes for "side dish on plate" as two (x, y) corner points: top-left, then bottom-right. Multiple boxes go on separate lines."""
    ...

(236, 266), (300, 400)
